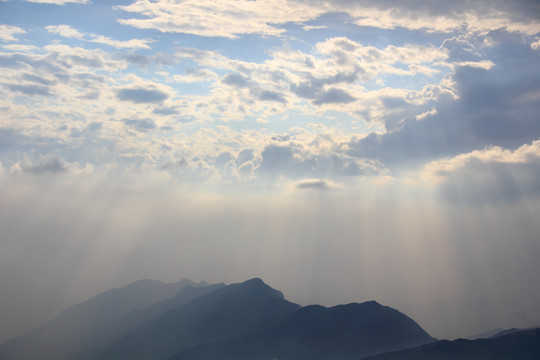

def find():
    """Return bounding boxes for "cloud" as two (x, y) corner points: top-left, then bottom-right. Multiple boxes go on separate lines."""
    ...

(345, 32), (540, 168)
(222, 73), (249, 88)
(46, 25), (152, 49)
(116, 0), (324, 38)
(294, 178), (336, 190)
(17, 155), (68, 174)
(320, 0), (540, 35)
(116, 0), (540, 39)
(421, 139), (540, 202)
(312, 88), (355, 105)
(257, 143), (384, 180)
(8, 83), (54, 97)
(116, 87), (169, 103)
(258, 90), (287, 103)
(123, 118), (157, 132)
(153, 107), (178, 116)
(0, 25), (26, 42)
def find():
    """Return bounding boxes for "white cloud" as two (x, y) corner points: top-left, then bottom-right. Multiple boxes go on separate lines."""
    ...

(2, 44), (39, 52)
(116, 0), (326, 38)
(422, 140), (540, 183)
(116, 0), (540, 38)
(46, 24), (152, 49)
(0, 24), (26, 42)
(418, 140), (540, 202)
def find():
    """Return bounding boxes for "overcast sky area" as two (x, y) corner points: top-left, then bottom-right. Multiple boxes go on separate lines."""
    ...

(1, 0), (540, 342)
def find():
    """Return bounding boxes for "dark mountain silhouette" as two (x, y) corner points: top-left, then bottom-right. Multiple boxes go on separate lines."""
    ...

(364, 327), (540, 360)
(0, 278), (210, 360)
(94, 278), (301, 360)
(170, 301), (434, 360)
(0, 277), (440, 360)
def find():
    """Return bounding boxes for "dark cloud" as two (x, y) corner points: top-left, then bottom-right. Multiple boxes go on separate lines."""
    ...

(21, 155), (67, 174)
(222, 73), (249, 88)
(312, 87), (355, 105)
(295, 179), (333, 190)
(153, 107), (178, 116)
(21, 73), (57, 86)
(271, 134), (290, 142)
(346, 32), (540, 169)
(116, 87), (169, 103)
(159, 158), (187, 170)
(259, 90), (287, 103)
(297, 0), (540, 22)
(114, 52), (178, 67)
(291, 72), (358, 105)
(0, 53), (31, 69)
(8, 83), (54, 97)
(115, 53), (151, 66)
(123, 118), (157, 132)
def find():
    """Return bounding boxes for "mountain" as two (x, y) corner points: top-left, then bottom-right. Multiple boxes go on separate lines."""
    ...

(363, 328), (540, 360)
(467, 328), (507, 340)
(0, 278), (208, 360)
(0, 277), (438, 360)
(489, 328), (521, 338)
(170, 300), (434, 360)
(94, 278), (301, 360)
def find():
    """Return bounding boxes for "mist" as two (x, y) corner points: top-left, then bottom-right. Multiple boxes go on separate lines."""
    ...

(1, 178), (539, 342)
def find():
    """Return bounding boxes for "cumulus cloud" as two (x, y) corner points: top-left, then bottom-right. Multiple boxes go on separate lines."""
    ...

(0, 25), (26, 42)
(421, 140), (540, 202)
(345, 32), (540, 168)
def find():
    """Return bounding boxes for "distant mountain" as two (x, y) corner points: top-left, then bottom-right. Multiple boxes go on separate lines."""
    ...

(467, 328), (507, 340)
(0, 277), (440, 360)
(489, 328), (521, 338)
(467, 327), (521, 340)
(0, 278), (209, 360)
(364, 328), (540, 360)
(94, 278), (301, 360)
(171, 300), (434, 360)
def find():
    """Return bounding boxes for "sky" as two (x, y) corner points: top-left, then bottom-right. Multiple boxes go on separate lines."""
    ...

(1, 0), (540, 342)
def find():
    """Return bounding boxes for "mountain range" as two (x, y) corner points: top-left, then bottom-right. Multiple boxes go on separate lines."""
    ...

(0, 277), (537, 360)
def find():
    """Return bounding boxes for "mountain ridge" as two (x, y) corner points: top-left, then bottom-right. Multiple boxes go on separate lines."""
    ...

(0, 277), (442, 360)
(0, 278), (212, 360)
(170, 299), (434, 360)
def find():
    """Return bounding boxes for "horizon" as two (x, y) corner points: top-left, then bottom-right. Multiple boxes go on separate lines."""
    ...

(1, 0), (540, 343)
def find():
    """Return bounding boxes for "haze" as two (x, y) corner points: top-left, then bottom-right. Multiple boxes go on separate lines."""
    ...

(1, 0), (540, 343)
